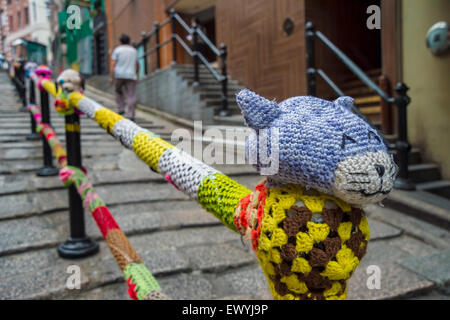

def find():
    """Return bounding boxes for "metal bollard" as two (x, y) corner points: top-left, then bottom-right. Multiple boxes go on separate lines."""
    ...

(17, 61), (28, 112)
(170, 9), (177, 65)
(305, 22), (317, 97)
(58, 113), (99, 259)
(393, 83), (415, 190)
(36, 89), (59, 177)
(26, 78), (41, 141)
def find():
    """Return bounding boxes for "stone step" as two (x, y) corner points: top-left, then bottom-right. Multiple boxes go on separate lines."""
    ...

(385, 189), (450, 231)
(344, 86), (376, 97)
(191, 82), (242, 92)
(198, 92), (240, 100)
(354, 95), (382, 106)
(342, 68), (381, 82)
(417, 180), (450, 200)
(213, 114), (245, 126)
(390, 148), (422, 166)
(341, 75), (380, 90)
(184, 77), (239, 86)
(409, 163), (442, 184)
(204, 98), (239, 108)
(358, 105), (381, 115)
(0, 225), (248, 299)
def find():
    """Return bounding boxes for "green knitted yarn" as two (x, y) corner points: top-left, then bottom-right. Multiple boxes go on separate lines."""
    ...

(197, 173), (252, 232)
(124, 263), (161, 301)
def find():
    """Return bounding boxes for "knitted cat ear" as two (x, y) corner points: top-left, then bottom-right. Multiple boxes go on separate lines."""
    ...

(335, 96), (355, 113)
(237, 89), (281, 130)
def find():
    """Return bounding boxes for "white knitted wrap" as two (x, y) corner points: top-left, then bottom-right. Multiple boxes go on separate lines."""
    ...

(112, 119), (149, 149)
(78, 97), (103, 119)
(158, 149), (219, 199)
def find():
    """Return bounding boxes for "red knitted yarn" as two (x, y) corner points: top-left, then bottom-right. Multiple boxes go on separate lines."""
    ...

(126, 278), (138, 300)
(234, 182), (267, 251)
(92, 206), (120, 238)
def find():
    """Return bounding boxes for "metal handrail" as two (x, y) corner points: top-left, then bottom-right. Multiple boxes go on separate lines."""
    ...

(197, 28), (221, 57)
(305, 21), (415, 191)
(314, 30), (394, 103)
(135, 9), (230, 116)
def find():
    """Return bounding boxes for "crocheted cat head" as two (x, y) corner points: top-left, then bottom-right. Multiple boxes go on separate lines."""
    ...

(237, 89), (397, 205)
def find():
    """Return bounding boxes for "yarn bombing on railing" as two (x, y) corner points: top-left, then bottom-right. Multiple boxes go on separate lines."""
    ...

(27, 104), (67, 167)
(47, 69), (397, 300)
(59, 166), (168, 300)
(26, 100), (168, 301)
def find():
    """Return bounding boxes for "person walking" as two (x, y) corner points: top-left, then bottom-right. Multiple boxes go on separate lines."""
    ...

(110, 34), (139, 121)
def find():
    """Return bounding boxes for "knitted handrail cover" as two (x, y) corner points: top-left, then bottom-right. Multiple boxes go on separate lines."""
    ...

(26, 104), (168, 300)
(50, 90), (252, 233)
(43, 78), (371, 300)
(60, 166), (169, 300)
(27, 104), (67, 167)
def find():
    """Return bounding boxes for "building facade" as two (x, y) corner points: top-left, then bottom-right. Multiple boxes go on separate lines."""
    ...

(99, 0), (450, 181)
(1, 0), (52, 62)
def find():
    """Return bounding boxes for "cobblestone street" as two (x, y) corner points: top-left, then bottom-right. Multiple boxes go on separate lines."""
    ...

(0, 72), (449, 300)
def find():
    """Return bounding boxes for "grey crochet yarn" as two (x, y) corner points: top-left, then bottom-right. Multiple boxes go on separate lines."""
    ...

(236, 89), (397, 205)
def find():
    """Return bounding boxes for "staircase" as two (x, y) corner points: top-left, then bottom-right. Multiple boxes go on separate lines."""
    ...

(385, 131), (450, 201)
(171, 64), (246, 126)
(341, 68), (383, 128)
(339, 69), (450, 199)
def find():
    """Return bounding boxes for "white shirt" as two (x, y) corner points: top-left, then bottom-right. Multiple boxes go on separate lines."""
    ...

(112, 45), (138, 80)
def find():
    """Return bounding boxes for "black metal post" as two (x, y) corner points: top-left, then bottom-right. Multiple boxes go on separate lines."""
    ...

(192, 22), (200, 86)
(26, 78), (40, 141)
(141, 32), (149, 75)
(58, 113), (99, 259)
(36, 89), (59, 177)
(155, 22), (161, 70)
(393, 83), (415, 190)
(170, 9), (177, 65)
(17, 62), (27, 112)
(305, 22), (317, 96)
(219, 43), (229, 117)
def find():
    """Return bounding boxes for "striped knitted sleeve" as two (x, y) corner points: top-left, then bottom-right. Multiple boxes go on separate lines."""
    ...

(72, 93), (251, 232)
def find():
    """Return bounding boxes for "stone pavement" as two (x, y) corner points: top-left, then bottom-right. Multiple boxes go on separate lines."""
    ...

(0, 71), (449, 300)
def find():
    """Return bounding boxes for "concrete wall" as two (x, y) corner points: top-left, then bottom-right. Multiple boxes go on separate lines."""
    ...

(401, 0), (450, 179)
(88, 66), (214, 123)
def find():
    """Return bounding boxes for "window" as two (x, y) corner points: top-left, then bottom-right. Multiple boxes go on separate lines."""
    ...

(32, 2), (36, 22)
(9, 15), (13, 32)
(7, 0), (11, 5)
(17, 11), (21, 28)
(24, 7), (28, 25)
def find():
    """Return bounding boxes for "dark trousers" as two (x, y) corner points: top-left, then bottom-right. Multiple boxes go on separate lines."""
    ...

(115, 78), (137, 119)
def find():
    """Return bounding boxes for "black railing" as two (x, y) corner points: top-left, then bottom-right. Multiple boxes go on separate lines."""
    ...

(137, 9), (229, 116)
(305, 22), (415, 191)
(11, 61), (27, 112)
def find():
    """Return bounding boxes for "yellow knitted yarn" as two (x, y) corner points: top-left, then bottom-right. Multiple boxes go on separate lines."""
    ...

(41, 80), (57, 97)
(94, 108), (125, 134)
(254, 184), (369, 300)
(132, 133), (173, 172)
(69, 91), (85, 108)
(197, 173), (252, 231)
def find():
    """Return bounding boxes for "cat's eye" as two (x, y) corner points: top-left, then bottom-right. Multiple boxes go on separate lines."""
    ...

(341, 134), (356, 149)
(368, 130), (381, 143)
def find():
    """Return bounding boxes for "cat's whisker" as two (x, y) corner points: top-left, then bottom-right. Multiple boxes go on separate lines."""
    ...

(347, 181), (371, 184)
(346, 172), (369, 176)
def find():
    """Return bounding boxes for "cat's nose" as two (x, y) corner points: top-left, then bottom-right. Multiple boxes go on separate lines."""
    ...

(374, 164), (385, 177)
